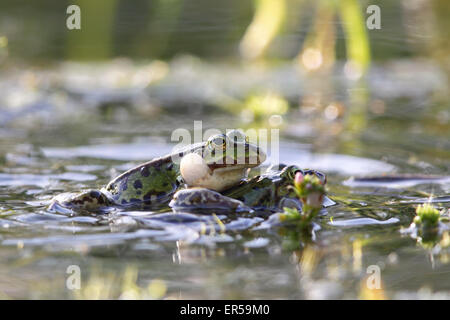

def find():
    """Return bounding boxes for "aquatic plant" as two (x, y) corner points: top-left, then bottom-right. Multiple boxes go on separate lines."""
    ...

(280, 172), (326, 230)
(241, 0), (371, 75)
(240, 0), (286, 60)
(406, 203), (446, 249)
(338, 0), (371, 73)
(413, 203), (441, 228)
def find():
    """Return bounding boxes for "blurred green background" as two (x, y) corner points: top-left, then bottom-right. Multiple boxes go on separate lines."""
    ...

(0, 0), (448, 67)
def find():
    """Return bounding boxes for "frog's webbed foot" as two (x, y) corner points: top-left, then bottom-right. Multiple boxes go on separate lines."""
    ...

(169, 188), (252, 214)
(49, 189), (113, 214)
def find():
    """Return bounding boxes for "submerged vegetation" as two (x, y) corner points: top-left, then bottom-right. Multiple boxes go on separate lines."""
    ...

(73, 266), (167, 300)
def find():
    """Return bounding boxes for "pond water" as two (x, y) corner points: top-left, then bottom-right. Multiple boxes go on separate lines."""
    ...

(0, 57), (449, 299)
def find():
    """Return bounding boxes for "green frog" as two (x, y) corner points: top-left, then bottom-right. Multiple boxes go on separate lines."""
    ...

(50, 130), (266, 213)
(50, 130), (332, 214)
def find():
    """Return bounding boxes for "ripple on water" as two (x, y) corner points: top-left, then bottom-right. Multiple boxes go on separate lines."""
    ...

(271, 145), (396, 175)
(0, 172), (97, 188)
(42, 142), (174, 161)
(329, 217), (400, 227)
(343, 175), (450, 188)
(1, 229), (169, 249)
(243, 237), (270, 248)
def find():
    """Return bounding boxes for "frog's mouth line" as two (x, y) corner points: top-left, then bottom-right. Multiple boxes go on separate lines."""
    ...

(207, 159), (260, 171)
(208, 164), (253, 173)
(206, 147), (266, 171)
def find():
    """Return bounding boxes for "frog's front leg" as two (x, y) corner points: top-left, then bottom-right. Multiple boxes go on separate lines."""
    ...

(169, 188), (252, 214)
(49, 189), (113, 214)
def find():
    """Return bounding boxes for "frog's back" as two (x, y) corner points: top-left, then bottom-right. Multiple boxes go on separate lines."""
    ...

(104, 155), (182, 208)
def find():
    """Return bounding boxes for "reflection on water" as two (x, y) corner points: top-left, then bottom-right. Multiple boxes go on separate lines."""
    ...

(0, 59), (449, 298)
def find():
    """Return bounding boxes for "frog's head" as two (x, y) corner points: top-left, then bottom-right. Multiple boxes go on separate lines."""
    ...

(180, 130), (266, 191)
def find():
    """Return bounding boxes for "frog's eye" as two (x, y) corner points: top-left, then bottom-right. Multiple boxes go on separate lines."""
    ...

(304, 169), (327, 184)
(281, 166), (302, 179)
(226, 130), (248, 143)
(207, 134), (228, 150)
(289, 169), (302, 180)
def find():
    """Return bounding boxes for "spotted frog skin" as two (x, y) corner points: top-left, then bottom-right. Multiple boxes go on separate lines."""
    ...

(50, 130), (265, 213)
(169, 165), (329, 213)
(224, 165), (326, 211)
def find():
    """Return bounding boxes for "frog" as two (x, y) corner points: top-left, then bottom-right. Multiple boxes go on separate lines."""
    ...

(49, 130), (266, 213)
(169, 164), (333, 214)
